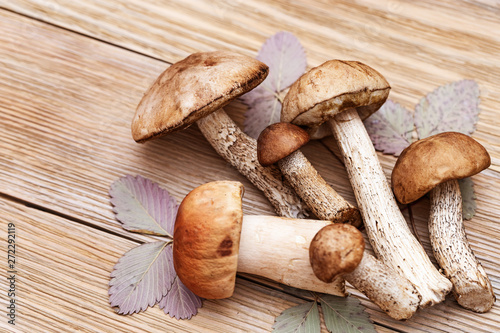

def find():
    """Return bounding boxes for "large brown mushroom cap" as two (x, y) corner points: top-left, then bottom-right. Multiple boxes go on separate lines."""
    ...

(309, 223), (365, 283)
(281, 60), (390, 130)
(257, 122), (310, 166)
(132, 51), (269, 142)
(392, 132), (491, 204)
(173, 181), (244, 299)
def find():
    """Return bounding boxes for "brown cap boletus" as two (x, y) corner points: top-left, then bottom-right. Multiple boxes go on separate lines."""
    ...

(132, 51), (268, 141)
(173, 180), (347, 299)
(282, 60), (452, 307)
(282, 60), (390, 136)
(257, 122), (361, 226)
(309, 224), (421, 320)
(392, 132), (491, 204)
(257, 122), (310, 167)
(131, 51), (309, 219)
(309, 224), (365, 283)
(392, 132), (495, 313)
(173, 181), (244, 299)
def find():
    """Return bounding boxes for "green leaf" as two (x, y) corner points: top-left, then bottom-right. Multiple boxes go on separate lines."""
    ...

(273, 301), (320, 333)
(459, 177), (477, 220)
(414, 80), (480, 140)
(319, 295), (376, 333)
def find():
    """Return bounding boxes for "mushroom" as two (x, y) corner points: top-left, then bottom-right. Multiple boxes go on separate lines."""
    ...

(392, 131), (496, 312)
(310, 224), (421, 320)
(257, 122), (362, 227)
(132, 51), (309, 218)
(172, 180), (345, 299)
(282, 60), (453, 307)
(172, 180), (419, 320)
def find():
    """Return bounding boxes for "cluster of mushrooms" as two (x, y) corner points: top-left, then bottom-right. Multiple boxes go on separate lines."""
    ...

(131, 51), (495, 320)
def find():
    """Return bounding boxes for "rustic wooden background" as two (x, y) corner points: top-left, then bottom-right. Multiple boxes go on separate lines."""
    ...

(0, 1), (499, 332)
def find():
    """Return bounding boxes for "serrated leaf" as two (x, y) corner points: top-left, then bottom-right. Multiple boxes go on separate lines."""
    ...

(459, 177), (477, 220)
(242, 31), (307, 138)
(257, 31), (308, 92)
(364, 100), (414, 156)
(159, 276), (203, 320)
(243, 90), (282, 139)
(272, 301), (320, 333)
(109, 242), (176, 315)
(319, 295), (376, 333)
(109, 174), (177, 236)
(414, 80), (480, 139)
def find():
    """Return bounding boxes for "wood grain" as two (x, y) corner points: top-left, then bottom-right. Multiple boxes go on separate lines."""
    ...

(4, 0), (500, 171)
(0, 0), (499, 332)
(0, 197), (309, 332)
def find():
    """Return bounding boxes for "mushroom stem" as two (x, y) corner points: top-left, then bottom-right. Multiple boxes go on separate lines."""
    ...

(429, 179), (496, 312)
(239, 215), (420, 319)
(278, 150), (362, 227)
(329, 108), (452, 307)
(237, 215), (346, 296)
(344, 253), (421, 320)
(197, 109), (310, 218)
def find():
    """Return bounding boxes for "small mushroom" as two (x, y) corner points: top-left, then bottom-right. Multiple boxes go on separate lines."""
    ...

(172, 180), (347, 300)
(309, 224), (365, 283)
(392, 132), (496, 313)
(132, 51), (309, 218)
(282, 60), (452, 307)
(257, 122), (362, 227)
(310, 224), (421, 320)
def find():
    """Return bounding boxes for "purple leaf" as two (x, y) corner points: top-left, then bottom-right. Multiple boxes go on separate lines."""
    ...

(243, 93), (282, 139)
(159, 276), (203, 320)
(364, 100), (414, 156)
(414, 80), (480, 139)
(109, 175), (177, 236)
(109, 242), (176, 315)
(257, 31), (308, 93)
(242, 31), (307, 138)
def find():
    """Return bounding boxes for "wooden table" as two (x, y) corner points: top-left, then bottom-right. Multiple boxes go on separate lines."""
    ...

(1, 1), (499, 332)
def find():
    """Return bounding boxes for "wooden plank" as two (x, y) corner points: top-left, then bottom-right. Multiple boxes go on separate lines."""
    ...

(0, 3), (499, 332)
(0, 10), (394, 332)
(0, 9), (282, 243)
(5, 0), (500, 172)
(0, 197), (315, 332)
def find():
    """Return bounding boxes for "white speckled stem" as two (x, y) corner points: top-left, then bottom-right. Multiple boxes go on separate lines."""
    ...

(278, 150), (362, 227)
(238, 215), (421, 319)
(329, 108), (452, 307)
(345, 253), (421, 320)
(197, 109), (310, 218)
(429, 180), (496, 312)
(237, 215), (346, 297)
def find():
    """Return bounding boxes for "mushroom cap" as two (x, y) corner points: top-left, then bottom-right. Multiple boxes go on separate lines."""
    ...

(392, 132), (491, 204)
(257, 122), (310, 166)
(132, 51), (269, 142)
(173, 181), (244, 299)
(309, 223), (365, 283)
(281, 60), (390, 133)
